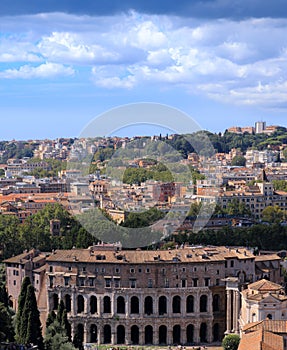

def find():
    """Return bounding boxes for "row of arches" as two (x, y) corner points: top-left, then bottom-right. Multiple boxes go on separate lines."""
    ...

(75, 323), (221, 344)
(52, 294), (220, 315)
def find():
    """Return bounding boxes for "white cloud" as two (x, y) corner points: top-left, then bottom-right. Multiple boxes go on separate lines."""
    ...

(0, 62), (75, 79)
(1, 13), (287, 107)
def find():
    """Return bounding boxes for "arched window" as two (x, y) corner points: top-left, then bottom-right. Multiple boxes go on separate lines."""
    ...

(213, 294), (220, 312)
(159, 296), (167, 315)
(173, 325), (181, 344)
(267, 313), (272, 320)
(64, 294), (71, 313)
(186, 295), (194, 313)
(200, 295), (208, 312)
(144, 325), (153, 344)
(77, 295), (84, 313)
(172, 295), (181, 313)
(103, 296), (111, 313)
(90, 296), (97, 314)
(116, 325), (125, 344)
(159, 325), (167, 345)
(131, 325), (139, 345)
(186, 324), (194, 344)
(103, 325), (111, 344)
(117, 296), (125, 314)
(130, 296), (139, 314)
(76, 324), (84, 344)
(90, 324), (97, 343)
(144, 296), (153, 315)
(200, 323), (207, 343)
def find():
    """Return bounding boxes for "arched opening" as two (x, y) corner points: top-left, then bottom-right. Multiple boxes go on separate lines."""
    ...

(186, 324), (194, 344)
(213, 323), (219, 342)
(173, 325), (181, 345)
(200, 295), (208, 312)
(103, 324), (111, 344)
(213, 294), (220, 312)
(52, 293), (58, 310)
(117, 325), (125, 344)
(103, 296), (111, 313)
(130, 296), (139, 314)
(90, 296), (97, 314)
(144, 296), (153, 315)
(172, 295), (181, 313)
(159, 296), (167, 315)
(267, 313), (272, 320)
(117, 296), (125, 314)
(66, 322), (71, 341)
(64, 294), (71, 313)
(90, 324), (97, 343)
(200, 323), (207, 343)
(145, 325), (153, 344)
(131, 325), (139, 345)
(76, 324), (84, 345)
(186, 295), (194, 313)
(77, 295), (84, 313)
(159, 325), (167, 345)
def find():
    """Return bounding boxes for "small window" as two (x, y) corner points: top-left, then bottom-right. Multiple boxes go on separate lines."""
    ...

(148, 279), (153, 288)
(13, 280), (16, 286)
(101, 268), (105, 273)
(64, 276), (70, 286)
(89, 278), (94, 287)
(182, 267), (186, 272)
(138, 268), (142, 273)
(79, 278), (85, 287)
(130, 279), (136, 288)
(182, 279), (186, 288)
(146, 268), (150, 273)
(114, 279), (120, 288)
(49, 266), (53, 273)
(130, 268), (135, 273)
(193, 278), (198, 287)
(68, 266), (72, 271)
(105, 279), (111, 288)
(83, 267), (86, 272)
(165, 279), (169, 288)
(230, 260), (234, 268)
(115, 268), (120, 273)
(217, 270), (219, 275)
(194, 267), (197, 272)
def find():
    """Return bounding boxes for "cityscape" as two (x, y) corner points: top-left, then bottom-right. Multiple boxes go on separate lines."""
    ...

(2, 1), (287, 350)
(0, 120), (287, 350)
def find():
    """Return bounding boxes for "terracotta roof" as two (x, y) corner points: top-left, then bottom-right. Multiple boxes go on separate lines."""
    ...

(255, 255), (281, 262)
(247, 279), (283, 292)
(242, 320), (287, 334)
(239, 329), (284, 350)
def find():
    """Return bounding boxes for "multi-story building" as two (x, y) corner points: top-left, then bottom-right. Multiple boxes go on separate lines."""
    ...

(4, 245), (282, 346)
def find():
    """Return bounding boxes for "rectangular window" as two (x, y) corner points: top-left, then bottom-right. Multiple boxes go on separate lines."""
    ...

(165, 279), (169, 288)
(130, 279), (136, 288)
(138, 268), (142, 273)
(114, 279), (120, 288)
(13, 280), (16, 286)
(89, 278), (94, 287)
(146, 268), (150, 273)
(64, 276), (70, 286)
(49, 276), (54, 288)
(205, 278), (210, 286)
(192, 278), (198, 287)
(130, 268), (135, 273)
(148, 279), (153, 288)
(182, 279), (186, 288)
(105, 279), (111, 288)
(79, 278), (85, 287)
(49, 266), (53, 273)
(115, 268), (120, 273)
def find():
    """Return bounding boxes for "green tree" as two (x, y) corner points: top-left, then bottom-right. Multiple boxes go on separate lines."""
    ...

(222, 334), (240, 350)
(231, 155), (246, 166)
(45, 319), (75, 350)
(262, 205), (284, 223)
(46, 310), (56, 329)
(15, 276), (31, 343)
(0, 302), (14, 342)
(20, 284), (44, 349)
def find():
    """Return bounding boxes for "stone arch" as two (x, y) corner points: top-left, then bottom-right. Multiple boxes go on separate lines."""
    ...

(172, 295), (181, 313)
(144, 296), (153, 315)
(90, 324), (97, 343)
(52, 293), (58, 310)
(213, 294), (220, 312)
(64, 294), (71, 313)
(90, 295), (97, 314)
(117, 325), (125, 344)
(103, 296), (111, 313)
(213, 323), (220, 342)
(186, 324), (194, 344)
(200, 323), (207, 343)
(76, 324), (84, 345)
(131, 325), (139, 345)
(103, 324), (111, 343)
(159, 325), (167, 345)
(158, 296), (167, 315)
(173, 325), (181, 344)
(186, 295), (194, 313)
(200, 295), (208, 312)
(130, 296), (139, 314)
(145, 325), (153, 344)
(117, 296), (125, 314)
(77, 295), (84, 313)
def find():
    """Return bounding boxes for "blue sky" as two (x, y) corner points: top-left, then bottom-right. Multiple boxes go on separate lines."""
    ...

(1, 0), (287, 140)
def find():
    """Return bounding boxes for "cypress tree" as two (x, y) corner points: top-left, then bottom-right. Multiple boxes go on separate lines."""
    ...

(22, 284), (44, 349)
(57, 300), (71, 341)
(46, 310), (56, 329)
(15, 276), (31, 343)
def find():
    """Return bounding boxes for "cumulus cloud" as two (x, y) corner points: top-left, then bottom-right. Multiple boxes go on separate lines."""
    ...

(0, 62), (75, 79)
(1, 12), (287, 107)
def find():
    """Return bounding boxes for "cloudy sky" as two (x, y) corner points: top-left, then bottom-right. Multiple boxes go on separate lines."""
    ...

(1, 0), (287, 140)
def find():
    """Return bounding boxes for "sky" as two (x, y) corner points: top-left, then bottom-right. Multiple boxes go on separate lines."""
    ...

(1, 0), (287, 140)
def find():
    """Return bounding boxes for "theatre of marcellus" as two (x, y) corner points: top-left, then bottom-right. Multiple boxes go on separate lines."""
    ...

(4, 243), (282, 346)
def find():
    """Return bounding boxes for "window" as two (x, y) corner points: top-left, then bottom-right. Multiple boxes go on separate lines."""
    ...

(230, 260), (234, 268)
(13, 280), (16, 286)
(83, 267), (86, 272)
(130, 268), (135, 273)
(115, 268), (120, 273)
(105, 279), (111, 288)
(194, 267), (197, 272)
(205, 278), (210, 287)
(49, 276), (54, 288)
(114, 279), (120, 288)
(49, 266), (53, 273)
(148, 279), (153, 288)
(165, 279), (169, 288)
(182, 279), (186, 288)
(64, 276), (70, 286)
(192, 278), (198, 287)
(138, 268), (142, 273)
(225, 261), (228, 268)
(146, 268), (150, 273)
(68, 266), (72, 271)
(130, 279), (136, 288)
(182, 267), (186, 272)
(101, 268), (105, 273)
(89, 278), (95, 287)
(79, 277), (85, 287)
